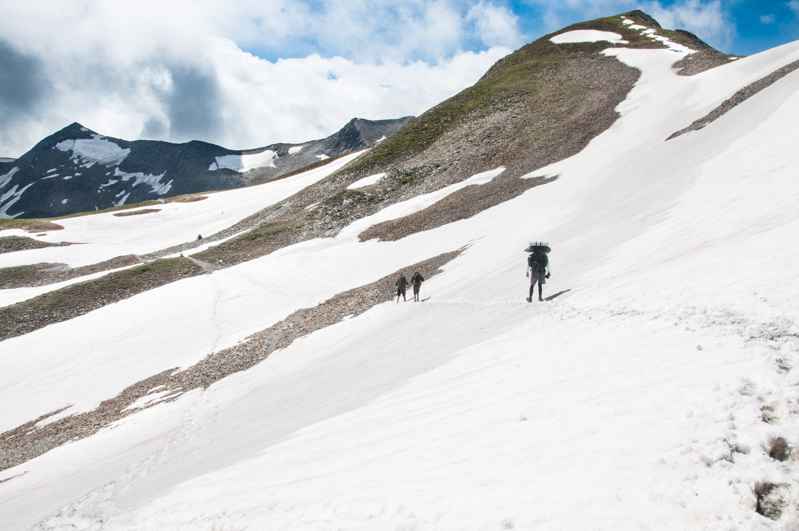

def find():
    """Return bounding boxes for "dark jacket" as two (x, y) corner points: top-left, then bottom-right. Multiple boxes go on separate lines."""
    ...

(396, 275), (408, 290)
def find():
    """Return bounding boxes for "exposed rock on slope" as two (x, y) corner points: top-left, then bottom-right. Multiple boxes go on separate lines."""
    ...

(668, 58), (799, 140)
(0, 117), (412, 219)
(0, 249), (461, 472)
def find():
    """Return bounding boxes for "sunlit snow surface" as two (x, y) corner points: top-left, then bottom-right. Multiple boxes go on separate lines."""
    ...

(346, 172), (386, 189)
(55, 137), (131, 167)
(4, 42), (799, 531)
(210, 149), (278, 172)
(550, 29), (629, 45)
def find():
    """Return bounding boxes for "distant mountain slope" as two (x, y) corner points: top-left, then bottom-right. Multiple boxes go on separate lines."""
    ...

(0, 117), (412, 219)
(188, 10), (733, 260)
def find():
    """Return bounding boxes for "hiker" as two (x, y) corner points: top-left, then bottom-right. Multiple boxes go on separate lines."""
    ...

(410, 271), (424, 302)
(396, 273), (408, 303)
(525, 241), (551, 302)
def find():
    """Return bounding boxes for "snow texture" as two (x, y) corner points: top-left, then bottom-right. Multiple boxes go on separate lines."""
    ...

(113, 168), (172, 195)
(346, 172), (386, 190)
(550, 30), (629, 45)
(55, 137), (131, 167)
(0, 166), (18, 189)
(288, 146), (304, 154)
(210, 150), (277, 172)
(0, 182), (33, 219)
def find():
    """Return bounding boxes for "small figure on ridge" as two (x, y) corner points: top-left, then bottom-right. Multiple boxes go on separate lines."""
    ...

(525, 241), (551, 302)
(396, 273), (408, 303)
(410, 271), (424, 302)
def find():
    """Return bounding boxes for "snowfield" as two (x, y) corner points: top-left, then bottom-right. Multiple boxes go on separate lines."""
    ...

(0, 150), (364, 271)
(3, 39), (799, 531)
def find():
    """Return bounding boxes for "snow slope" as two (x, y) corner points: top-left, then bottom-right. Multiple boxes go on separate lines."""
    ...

(0, 151), (363, 271)
(3, 39), (799, 531)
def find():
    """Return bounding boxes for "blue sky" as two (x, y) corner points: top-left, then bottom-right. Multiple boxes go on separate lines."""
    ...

(232, 0), (799, 61)
(0, 0), (797, 157)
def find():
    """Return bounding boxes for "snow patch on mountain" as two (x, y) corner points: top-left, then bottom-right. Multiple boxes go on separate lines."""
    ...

(621, 17), (695, 54)
(347, 172), (386, 190)
(113, 168), (172, 195)
(0, 167), (18, 189)
(288, 146), (303, 154)
(0, 183), (33, 218)
(55, 137), (131, 167)
(210, 150), (277, 172)
(551, 30), (628, 45)
(114, 193), (131, 207)
(339, 167), (504, 240)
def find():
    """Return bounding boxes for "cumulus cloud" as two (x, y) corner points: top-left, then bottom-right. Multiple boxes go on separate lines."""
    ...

(0, 39), (52, 147)
(467, 2), (525, 48)
(0, 0), (518, 157)
(207, 39), (510, 148)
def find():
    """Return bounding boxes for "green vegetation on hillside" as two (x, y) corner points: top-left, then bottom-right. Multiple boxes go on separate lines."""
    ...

(0, 257), (203, 341)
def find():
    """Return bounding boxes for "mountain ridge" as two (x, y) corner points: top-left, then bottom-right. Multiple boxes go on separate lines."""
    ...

(0, 116), (413, 219)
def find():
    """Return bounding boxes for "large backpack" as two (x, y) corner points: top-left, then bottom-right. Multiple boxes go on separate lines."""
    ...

(528, 250), (548, 273)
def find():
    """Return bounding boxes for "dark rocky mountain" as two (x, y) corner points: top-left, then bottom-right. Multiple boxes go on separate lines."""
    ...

(0, 117), (413, 219)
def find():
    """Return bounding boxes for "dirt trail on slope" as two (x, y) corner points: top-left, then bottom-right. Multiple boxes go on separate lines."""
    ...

(0, 249), (462, 472)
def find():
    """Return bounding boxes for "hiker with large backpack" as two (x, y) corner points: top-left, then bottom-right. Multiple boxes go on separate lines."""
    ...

(396, 273), (408, 303)
(525, 241), (551, 302)
(410, 271), (424, 302)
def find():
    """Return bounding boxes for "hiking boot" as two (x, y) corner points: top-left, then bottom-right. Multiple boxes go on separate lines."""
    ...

(538, 297), (543, 301)
(526, 297), (532, 302)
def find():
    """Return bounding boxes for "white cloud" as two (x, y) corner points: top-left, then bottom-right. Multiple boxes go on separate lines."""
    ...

(760, 14), (776, 24)
(208, 39), (510, 149)
(0, 0), (517, 157)
(788, 1), (799, 14)
(467, 2), (525, 49)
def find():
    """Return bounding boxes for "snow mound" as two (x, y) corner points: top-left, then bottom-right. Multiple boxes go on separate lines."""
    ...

(347, 173), (386, 190)
(210, 150), (278, 172)
(550, 30), (628, 45)
(55, 137), (131, 167)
